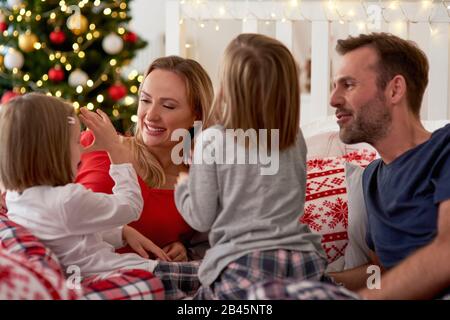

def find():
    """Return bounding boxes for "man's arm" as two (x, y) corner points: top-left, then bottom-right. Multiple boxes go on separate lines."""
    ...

(358, 199), (450, 299)
(328, 250), (382, 290)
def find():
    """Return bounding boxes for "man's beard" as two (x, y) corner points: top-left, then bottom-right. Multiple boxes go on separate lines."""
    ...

(338, 93), (392, 145)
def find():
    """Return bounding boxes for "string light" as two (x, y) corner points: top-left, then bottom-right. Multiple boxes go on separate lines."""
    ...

(73, 101), (80, 109)
(65, 64), (72, 71)
(104, 8), (112, 15)
(76, 86), (83, 93)
(87, 79), (94, 87)
(55, 90), (62, 97)
(130, 85), (138, 93)
(89, 24), (96, 31)
(23, 74), (30, 81)
(97, 94), (104, 103)
(87, 103), (94, 110)
(131, 115), (138, 123)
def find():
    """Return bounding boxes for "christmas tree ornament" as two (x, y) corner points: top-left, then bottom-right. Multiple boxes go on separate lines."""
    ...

(6, 0), (23, 9)
(123, 31), (138, 44)
(0, 54), (4, 67)
(1, 90), (19, 104)
(66, 14), (88, 35)
(48, 65), (65, 82)
(108, 83), (127, 101)
(4, 49), (24, 70)
(18, 31), (38, 53)
(0, 11), (5, 23)
(49, 28), (66, 45)
(0, 22), (7, 32)
(68, 68), (88, 87)
(102, 33), (123, 55)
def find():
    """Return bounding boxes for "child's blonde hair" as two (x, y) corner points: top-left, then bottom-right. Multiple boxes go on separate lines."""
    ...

(131, 56), (214, 188)
(0, 93), (76, 192)
(208, 33), (301, 150)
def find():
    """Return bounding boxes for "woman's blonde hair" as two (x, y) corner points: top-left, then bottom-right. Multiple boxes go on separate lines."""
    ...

(131, 56), (214, 188)
(0, 93), (76, 192)
(208, 33), (301, 150)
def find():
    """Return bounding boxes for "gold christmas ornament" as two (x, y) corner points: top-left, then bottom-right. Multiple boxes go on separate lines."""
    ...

(66, 14), (88, 35)
(18, 31), (38, 52)
(0, 54), (3, 67)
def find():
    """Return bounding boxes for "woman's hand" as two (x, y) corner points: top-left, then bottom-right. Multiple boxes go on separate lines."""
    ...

(163, 241), (188, 262)
(123, 225), (171, 261)
(78, 108), (130, 164)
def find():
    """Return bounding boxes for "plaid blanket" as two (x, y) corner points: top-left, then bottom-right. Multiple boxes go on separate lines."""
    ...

(0, 213), (164, 300)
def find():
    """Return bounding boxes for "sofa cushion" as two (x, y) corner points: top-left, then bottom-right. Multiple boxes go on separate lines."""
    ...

(300, 150), (377, 271)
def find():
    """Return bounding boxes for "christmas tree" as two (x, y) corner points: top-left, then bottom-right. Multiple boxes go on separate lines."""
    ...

(0, 0), (147, 134)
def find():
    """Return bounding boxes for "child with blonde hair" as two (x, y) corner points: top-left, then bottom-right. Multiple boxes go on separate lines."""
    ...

(0, 93), (173, 280)
(174, 34), (327, 299)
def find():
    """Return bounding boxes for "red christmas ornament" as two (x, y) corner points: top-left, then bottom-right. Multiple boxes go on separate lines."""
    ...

(0, 22), (7, 33)
(1, 91), (20, 105)
(108, 83), (127, 101)
(48, 66), (65, 83)
(123, 31), (138, 44)
(49, 29), (66, 45)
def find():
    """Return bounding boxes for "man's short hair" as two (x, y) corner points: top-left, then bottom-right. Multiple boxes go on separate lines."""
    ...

(336, 32), (429, 117)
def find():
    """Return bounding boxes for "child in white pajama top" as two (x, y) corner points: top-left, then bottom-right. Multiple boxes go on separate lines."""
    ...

(0, 93), (170, 280)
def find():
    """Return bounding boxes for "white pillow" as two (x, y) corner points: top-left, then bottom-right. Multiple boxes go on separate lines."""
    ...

(343, 162), (372, 270)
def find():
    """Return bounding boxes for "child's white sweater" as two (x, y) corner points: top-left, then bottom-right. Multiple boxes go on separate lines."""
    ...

(6, 163), (157, 278)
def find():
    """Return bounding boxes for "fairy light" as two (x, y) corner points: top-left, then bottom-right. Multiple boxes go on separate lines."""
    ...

(73, 101), (80, 109)
(89, 24), (96, 31)
(55, 90), (62, 97)
(42, 74), (49, 81)
(389, 1), (399, 10)
(72, 43), (79, 51)
(110, 59), (117, 66)
(78, 51), (85, 58)
(2, 31), (7, 37)
(124, 96), (135, 106)
(36, 80), (43, 87)
(422, 0), (432, 9)
(20, 87), (26, 94)
(17, 15), (23, 22)
(49, 54), (55, 61)
(46, 92), (52, 96)
(76, 86), (83, 93)
(50, 12), (56, 19)
(19, 8), (26, 15)
(118, 27), (125, 35)
(13, 30), (18, 37)
(35, 15), (41, 21)
(93, 31), (100, 38)
(94, 0), (101, 6)
(87, 79), (94, 87)
(77, 37), (83, 44)
(119, 12), (127, 19)
(112, 109), (120, 117)
(104, 8), (112, 15)
(97, 94), (104, 103)
(60, 56), (67, 63)
(25, 11), (32, 17)
(137, 75), (144, 83)
(87, 103), (94, 110)
(55, 52), (61, 59)
(78, 1), (85, 9)
(8, 15), (14, 22)
(101, 74), (108, 81)
(131, 115), (138, 123)
(130, 85), (138, 93)
(65, 64), (72, 71)
(23, 74), (30, 81)
(120, 2), (127, 10)
(34, 42), (42, 50)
